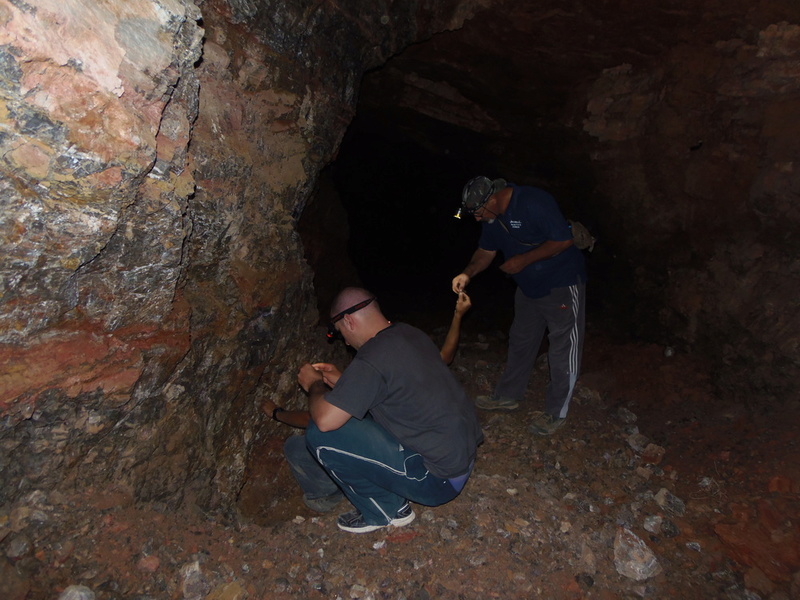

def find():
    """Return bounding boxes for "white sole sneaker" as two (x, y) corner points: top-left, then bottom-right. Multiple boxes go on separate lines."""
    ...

(390, 506), (416, 527)
(336, 505), (415, 533)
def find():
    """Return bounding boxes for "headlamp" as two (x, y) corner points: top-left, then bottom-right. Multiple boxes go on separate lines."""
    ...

(326, 297), (376, 340)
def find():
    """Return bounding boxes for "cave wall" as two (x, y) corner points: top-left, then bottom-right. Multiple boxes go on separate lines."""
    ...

(577, 23), (800, 397)
(0, 0), (478, 511)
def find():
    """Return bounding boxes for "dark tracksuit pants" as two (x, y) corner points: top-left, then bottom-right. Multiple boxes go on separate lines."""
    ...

(494, 282), (585, 419)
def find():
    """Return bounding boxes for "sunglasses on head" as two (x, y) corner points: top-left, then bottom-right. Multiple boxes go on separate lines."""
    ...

(326, 297), (376, 339)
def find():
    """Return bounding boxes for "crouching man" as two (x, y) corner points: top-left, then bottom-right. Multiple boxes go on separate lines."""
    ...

(298, 287), (483, 534)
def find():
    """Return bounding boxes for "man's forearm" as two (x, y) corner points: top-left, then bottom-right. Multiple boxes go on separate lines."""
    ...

(308, 381), (352, 432)
(462, 249), (494, 278)
(307, 381), (328, 416)
(440, 312), (463, 365)
(273, 409), (311, 428)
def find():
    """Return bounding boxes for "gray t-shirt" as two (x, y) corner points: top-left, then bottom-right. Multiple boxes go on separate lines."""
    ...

(325, 323), (483, 479)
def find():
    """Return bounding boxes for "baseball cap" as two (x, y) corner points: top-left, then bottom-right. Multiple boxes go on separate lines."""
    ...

(460, 176), (507, 214)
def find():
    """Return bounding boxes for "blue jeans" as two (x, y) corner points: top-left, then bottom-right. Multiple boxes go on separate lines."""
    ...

(305, 417), (465, 526)
(283, 434), (342, 500)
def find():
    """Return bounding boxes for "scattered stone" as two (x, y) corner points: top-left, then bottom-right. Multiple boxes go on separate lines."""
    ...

(578, 537), (597, 575)
(628, 433), (651, 453)
(180, 561), (211, 600)
(641, 444), (665, 464)
(614, 528), (662, 581)
(5, 533), (32, 559)
(617, 406), (638, 424)
(574, 386), (602, 404)
(655, 488), (686, 516)
(136, 554), (160, 572)
(9, 507), (33, 532)
(767, 476), (791, 493)
(686, 541), (702, 552)
(207, 582), (247, 600)
(661, 520), (681, 538)
(57, 586), (96, 600)
(53, 540), (75, 565)
(468, 555), (487, 567)
(0, 557), (30, 600)
(643, 515), (663, 534)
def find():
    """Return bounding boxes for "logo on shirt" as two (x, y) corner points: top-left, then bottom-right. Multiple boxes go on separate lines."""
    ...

(509, 220), (523, 229)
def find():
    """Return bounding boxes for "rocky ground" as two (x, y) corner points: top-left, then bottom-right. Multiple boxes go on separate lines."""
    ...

(2, 315), (799, 600)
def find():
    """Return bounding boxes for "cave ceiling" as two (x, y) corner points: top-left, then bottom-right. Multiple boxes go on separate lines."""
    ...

(357, 0), (798, 147)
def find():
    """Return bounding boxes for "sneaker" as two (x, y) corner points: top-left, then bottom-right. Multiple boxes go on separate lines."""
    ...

(390, 502), (416, 527)
(336, 504), (416, 534)
(528, 411), (566, 436)
(336, 510), (384, 533)
(303, 491), (344, 513)
(475, 395), (519, 411)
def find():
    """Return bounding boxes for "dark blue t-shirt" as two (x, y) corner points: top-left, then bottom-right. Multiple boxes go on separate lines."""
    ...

(479, 184), (586, 298)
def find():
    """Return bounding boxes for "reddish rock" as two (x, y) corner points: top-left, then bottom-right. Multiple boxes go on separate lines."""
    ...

(641, 443), (666, 464)
(768, 476), (792, 493)
(136, 554), (160, 573)
(715, 498), (800, 582)
(744, 566), (776, 596)
(0, 559), (29, 600)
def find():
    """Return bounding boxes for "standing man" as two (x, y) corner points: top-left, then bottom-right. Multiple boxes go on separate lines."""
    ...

(297, 287), (482, 533)
(452, 176), (586, 436)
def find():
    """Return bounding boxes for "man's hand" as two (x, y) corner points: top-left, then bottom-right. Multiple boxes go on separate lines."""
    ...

(261, 398), (277, 416)
(297, 363), (324, 393)
(311, 362), (342, 388)
(500, 239), (573, 275)
(455, 292), (472, 316)
(452, 273), (470, 293)
(499, 254), (528, 275)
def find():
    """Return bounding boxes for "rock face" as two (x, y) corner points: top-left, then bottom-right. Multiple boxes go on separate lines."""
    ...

(1, 0), (207, 507)
(0, 0), (472, 510)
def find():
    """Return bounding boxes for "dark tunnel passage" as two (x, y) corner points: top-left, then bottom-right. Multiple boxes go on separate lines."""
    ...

(300, 102), (635, 340)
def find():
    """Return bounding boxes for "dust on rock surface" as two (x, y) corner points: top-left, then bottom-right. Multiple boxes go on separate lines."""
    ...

(3, 324), (799, 600)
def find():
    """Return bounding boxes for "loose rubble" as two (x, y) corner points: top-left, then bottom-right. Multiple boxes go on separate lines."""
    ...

(1, 330), (798, 599)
